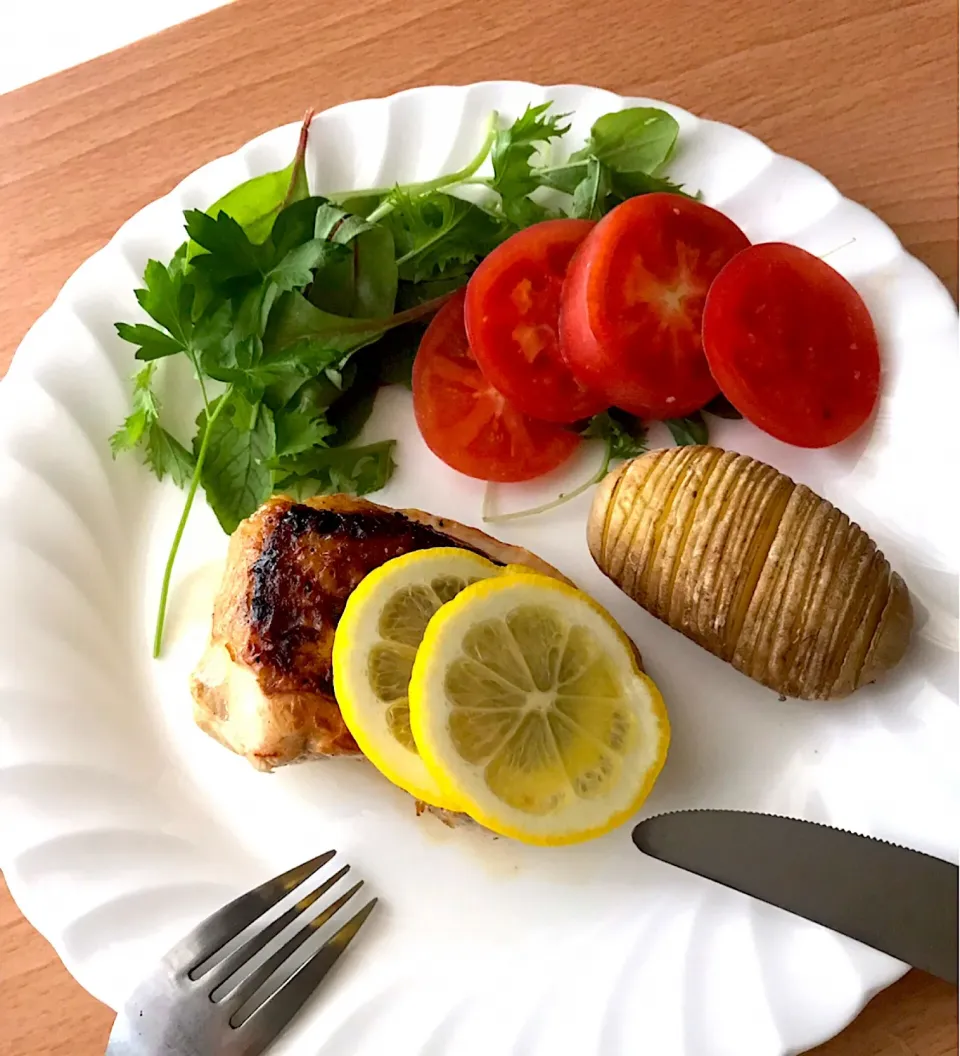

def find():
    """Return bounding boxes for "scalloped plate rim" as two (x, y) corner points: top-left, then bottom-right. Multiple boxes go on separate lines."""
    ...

(0, 80), (954, 1056)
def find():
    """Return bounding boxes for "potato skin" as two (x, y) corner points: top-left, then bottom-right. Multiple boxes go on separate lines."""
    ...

(588, 446), (912, 700)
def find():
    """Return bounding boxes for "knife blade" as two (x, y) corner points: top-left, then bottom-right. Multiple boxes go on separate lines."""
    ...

(632, 809), (958, 984)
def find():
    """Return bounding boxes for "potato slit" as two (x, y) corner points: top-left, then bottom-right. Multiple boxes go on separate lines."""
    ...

(636, 447), (703, 608)
(858, 573), (912, 688)
(615, 452), (678, 594)
(778, 505), (843, 696)
(827, 551), (888, 697)
(694, 457), (765, 659)
(724, 471), (793, 658)
(606, 456), (665, 584)
(738, 486), (818, 687)
(764, 497), (838, 694)
(675, 447), (743, 642)
(599, 464), (630, 567)
(662, 449), (723, 622)
(818, 538), (882, 697)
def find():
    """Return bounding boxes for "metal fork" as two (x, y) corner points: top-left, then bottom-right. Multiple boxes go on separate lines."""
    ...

(106, 851), (377, 1055)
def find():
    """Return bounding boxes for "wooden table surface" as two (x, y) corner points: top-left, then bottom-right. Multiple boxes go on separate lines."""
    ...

(0, 0), (956, 1052)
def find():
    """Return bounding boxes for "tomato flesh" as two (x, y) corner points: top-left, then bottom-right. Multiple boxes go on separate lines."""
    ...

(465, 219), (608, 423)
(412, 290), (580, 482)
(560, 193), (750, 419)
(702, 243), (881, 448)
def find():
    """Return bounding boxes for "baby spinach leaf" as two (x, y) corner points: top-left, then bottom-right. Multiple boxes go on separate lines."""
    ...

(263, 289), (453, 362)
(310, 202), (398, 318)
(575, 107), (679, 175)
(191, 109), (314, 249)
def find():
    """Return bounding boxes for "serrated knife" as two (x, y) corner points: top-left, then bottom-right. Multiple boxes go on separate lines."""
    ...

(632, 810), (958, 983)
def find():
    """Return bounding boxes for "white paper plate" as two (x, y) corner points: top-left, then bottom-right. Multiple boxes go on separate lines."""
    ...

(0, 82), (957, 1056)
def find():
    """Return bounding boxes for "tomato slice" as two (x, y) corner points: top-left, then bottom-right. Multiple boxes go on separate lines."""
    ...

(702, 242), (881, 448)
(412, 290), (580, 482)
(464, 219), (609, 423)
(560, 193), (750, 419)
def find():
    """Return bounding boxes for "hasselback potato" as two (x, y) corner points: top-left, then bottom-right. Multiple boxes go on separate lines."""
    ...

(588, 446), (912, 700)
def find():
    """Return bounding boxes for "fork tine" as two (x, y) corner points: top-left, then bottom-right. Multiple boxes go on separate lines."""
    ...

(233, 898), (378, 1049)
(167, 850), (336, 974)
(200, 865), (351, 991)
(221, 881), (365, 1018)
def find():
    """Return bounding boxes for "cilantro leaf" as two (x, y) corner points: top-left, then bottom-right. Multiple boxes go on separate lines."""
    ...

(199, 396), (276, 533)
(666, 412), (709, 446)
(274, 440), (397, 500)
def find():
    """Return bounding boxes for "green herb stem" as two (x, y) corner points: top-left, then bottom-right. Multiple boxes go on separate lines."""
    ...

(360, 113), (499, 223)
(482, 443), (612, 524)
(152, 389), (230, 657)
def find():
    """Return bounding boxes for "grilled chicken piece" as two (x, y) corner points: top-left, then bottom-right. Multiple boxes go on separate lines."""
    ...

(191, 495), (568, 770)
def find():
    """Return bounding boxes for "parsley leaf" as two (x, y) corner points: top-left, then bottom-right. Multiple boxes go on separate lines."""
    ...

(274, 403), (337, 458)
(110, 364), (160, 455)
(274, 440), (397, 500)
(109, 366), (198, 487)
(666, 412), (709, 446)
(199, 395), (277, 533)
(145, 424), (196, 486)
(114, 322), (184, 362)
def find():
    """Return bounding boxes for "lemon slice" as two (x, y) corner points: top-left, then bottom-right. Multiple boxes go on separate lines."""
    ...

(332, 548), (501, 808)
(409, 575), (669, 844)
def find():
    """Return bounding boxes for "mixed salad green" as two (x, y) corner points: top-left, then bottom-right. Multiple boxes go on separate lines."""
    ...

(110, 102), (726, 654)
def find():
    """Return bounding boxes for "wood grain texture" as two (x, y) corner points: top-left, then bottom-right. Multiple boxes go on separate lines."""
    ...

(0, 0), (956, 1052)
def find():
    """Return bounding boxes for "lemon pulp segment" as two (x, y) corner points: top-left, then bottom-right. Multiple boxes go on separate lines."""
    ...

(409, 575), (669, 844)
(332, 548), (501, 808)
